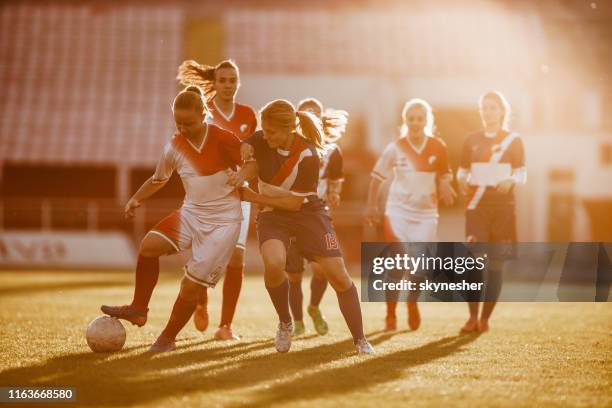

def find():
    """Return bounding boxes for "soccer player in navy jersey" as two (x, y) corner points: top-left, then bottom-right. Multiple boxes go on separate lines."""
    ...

(456, 91), (526, 333)
(229, 99), (374, 354)
(285, 97), (348, 337)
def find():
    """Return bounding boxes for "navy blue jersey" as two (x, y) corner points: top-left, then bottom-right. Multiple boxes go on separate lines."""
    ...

(245, 131), (321, 208)
(460, 130), (525, 207)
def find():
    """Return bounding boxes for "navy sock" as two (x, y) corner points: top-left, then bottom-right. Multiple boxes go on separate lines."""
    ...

(309, 275), (328, 307)
(266, 279), (292, 323)
(336, 283), (365, 343)
(288, 280), (303, 321)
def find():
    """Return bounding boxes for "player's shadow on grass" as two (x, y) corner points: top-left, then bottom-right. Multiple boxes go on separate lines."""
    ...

(229, 332), (482, 408)
(0, 332), (480, 407)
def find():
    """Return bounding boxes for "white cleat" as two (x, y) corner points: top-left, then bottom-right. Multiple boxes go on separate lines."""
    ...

(355, 338), (375, 355)
(275, 321), (293, 353)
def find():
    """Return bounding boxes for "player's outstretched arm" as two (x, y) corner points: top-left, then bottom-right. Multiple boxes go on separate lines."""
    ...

(124, 177), (169, 218)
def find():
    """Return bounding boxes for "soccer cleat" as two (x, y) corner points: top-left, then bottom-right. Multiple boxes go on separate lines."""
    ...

(292, 320), (306, 337)
(100, 304), (147, 327)
(275, 321), (293, 353)
(214, 325), (240, 341)
(307, 305), (329, 335)
(355, 338), (375, 355)
(384, 315), (397, 332)
(148, 334), (176, 353)
(193, 304), (209, 332)
(407, 301), (421, 331)
(461, 317), (478, 333)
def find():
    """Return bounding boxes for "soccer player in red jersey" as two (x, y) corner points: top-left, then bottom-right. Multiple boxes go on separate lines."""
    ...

(101, 86), (248, 352)
(233, 100), (374, 354)
(365, 98), (455, 331)
(285, 97), (348, 337)
(177, 60), (257, 340)
(456, 91), (526, 333)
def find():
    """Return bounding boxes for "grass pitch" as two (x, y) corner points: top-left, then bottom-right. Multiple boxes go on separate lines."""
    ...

(0, 270), (610, 408)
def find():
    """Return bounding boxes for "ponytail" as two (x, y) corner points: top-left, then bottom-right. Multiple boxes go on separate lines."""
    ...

(176, 59), (240, 102)
(297, 97), (348, 143)
(320, 109), (348, 143)
(260, 99), (326, 153)
(296, 111), (325, 151)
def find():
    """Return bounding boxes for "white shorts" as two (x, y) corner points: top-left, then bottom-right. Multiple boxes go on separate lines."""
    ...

(236, 201), (251, 250)
(383, 213), (438, 242)
(148, 207), (240, 288)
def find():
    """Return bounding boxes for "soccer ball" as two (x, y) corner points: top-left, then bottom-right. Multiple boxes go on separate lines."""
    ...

(86, 316), (126, 353)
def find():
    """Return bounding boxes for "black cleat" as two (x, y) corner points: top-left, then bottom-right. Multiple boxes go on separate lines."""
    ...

(100, 304), (147, 327)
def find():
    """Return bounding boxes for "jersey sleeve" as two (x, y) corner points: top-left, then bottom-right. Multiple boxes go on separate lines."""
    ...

(247, 107), (258, 135)
(371, 143), (395, 181)
(290, 154), (319, 196)
(152, 143), (176, 184)
(245, 131), (267, 163)
(325, 146), (344, 180)
(216, 128), (242, 167)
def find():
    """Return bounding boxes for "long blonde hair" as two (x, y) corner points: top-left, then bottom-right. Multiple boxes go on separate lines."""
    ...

(260, 99), (326, 152)
(479, 90), (511, 131)
(176, 59), (240, 102)
(297, 97), (348, 143)
(400, 98), (435, 137)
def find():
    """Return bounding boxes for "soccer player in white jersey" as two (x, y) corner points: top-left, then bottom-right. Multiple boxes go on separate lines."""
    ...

(365, 98), (456, 331)
(101, 86), (246, 352)
(456, 91), (526, 333)
(285, 97), (348, 337)
(177, 59), (257, 340)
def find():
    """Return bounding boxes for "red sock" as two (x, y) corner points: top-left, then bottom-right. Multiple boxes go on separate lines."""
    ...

(197, 286), (208, 308)
(161, 293), (197, 340)
(386, 301), (398, 318)
(219, 265), (243, 327)
(131, 255), (159, 312)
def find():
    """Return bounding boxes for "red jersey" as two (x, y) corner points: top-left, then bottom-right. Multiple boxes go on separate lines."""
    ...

(206, 99), (258, 141)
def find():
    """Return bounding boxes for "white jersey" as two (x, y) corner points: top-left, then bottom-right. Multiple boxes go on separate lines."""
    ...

(152, 125), (243, 224)
(372, 136), (450, 220)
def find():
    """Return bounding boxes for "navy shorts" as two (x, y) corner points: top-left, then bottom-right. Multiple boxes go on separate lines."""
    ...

(256, 203), (342, 263)
(466, 205), (517, 259)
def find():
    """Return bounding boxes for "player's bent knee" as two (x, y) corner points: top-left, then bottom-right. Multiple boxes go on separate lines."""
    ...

(140, 233), (174, 258)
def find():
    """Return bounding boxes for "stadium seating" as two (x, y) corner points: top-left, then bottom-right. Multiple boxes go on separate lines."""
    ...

(0, 4), (183, 166)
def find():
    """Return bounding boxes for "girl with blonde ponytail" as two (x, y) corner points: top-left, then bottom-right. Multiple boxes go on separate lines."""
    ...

(228, 99), (373, 355)
(284, 97), (348, 337)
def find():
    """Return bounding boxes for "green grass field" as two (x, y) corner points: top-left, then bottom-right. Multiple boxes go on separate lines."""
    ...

(0, 270), (610, 408)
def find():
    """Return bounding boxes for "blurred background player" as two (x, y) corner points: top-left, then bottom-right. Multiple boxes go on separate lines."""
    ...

(365, 98), (455, 331)
(236, 99), (374, 354)
(456, 91), (526, 333)
(177, 59), (258, 340)
(101, 86), (246, 352)
(286, 97), (348, 337)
